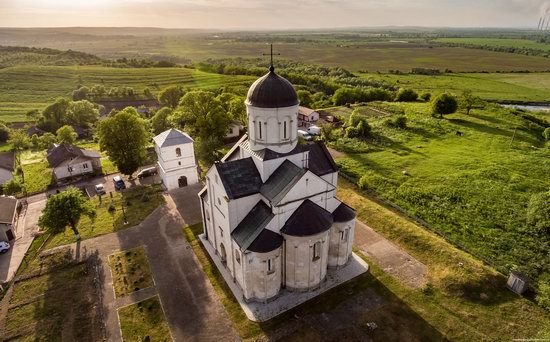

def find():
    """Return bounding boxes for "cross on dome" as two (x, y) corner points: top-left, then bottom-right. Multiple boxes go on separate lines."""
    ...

(262, 43), (281, 72)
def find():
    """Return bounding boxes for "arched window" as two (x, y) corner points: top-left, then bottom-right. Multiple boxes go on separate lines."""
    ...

(258, 121), (263, 140)
(283, 121), (288, 139)
(176, 147), (181, 157)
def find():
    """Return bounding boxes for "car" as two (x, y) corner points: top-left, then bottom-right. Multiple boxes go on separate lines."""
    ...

(113, 176), (126, 190)
(0, 241), (10, 254)
(137, 167), (158, 179)
(297, 129), (313, 141)
(307, 125), (321, 135)
(95, 183), (106, 195)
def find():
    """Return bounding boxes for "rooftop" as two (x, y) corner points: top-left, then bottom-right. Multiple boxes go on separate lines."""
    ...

(232, 201), (275, 252)
(215, 157), (262, 199)
(246, 69), (299, 109)
(153, 128), (194, 148)
(0, 151), (15, 172)
(0, 196), (17, 224)
(46, 143), (101, 168)
(281, 200), (333, 237)
(261, 160), (306, 205)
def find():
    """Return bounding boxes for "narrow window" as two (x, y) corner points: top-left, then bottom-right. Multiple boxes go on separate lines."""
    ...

(235, 250), (241, 264)
(83, 163), (88, 169)
(340, 230), (348, 242)
(283, 121), (287, 139)
(313, 242), (321, 261)
(258, 121), (262, 140)
(218, 197), (221, 206)
(176, 147), (182, 157)
(267, 258), (275, 274)
(219, 226), (223, 237)
(67, 166), (73, 172)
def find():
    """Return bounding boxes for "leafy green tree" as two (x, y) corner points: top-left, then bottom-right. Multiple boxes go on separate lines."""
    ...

(460, 90), (483, 115)
(143, 87), (153, 99)
(56, 125), (78, 145)
(39, 133), (57, 149)
(38, 187), (95, 240)
(151, 107), (173, 135)
(30, 134), (40, 148)
(3, 178), (22, 196)
(66, 100), (101, 128)
(419, 92), (431, 102)
(0, 123), (9, 143)
(297, 90), (313, 107)
(395, 88), (418, 102)
(8, 129), (30, 154)
(97, 107), (150, 176)
(431, 93), (458, 118)
(320, 123), (335, 142)
(332, 87), (363, 106)
(527, 191), (550, 236)
(158, 85), (185, 109)
(195, 136), (224, 165)
(228, 97), (247, 128)
(39, 98), (71, 131)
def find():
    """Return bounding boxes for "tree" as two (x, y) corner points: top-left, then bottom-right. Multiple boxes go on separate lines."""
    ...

(395, 88), (418, 102)
(536, 274), (550, 310)
(8, 129), (30, 154)
(228, 97), (247, 128)
(39, 98), (70, 131)
(332, 87), (363, 106)
(460, 90), (482, 115)
(66, 100), (101, 128)
(419, 92), (431, 102)
(297, 90), (313, 107)
(56, 125), (78, 145)
(38, 187), (95, 240)
(431, 93), (458, 118)
(151, 107), (173, 135)
(0, 123), (9, 143)
(527, 191), (550, 236)
(158, 85), (185, 109)
(97, 107), (150, 176)
(195, 136), (224, 165)
(39, 132), (57, 149)
(543, 127), (550, 141)
(320, 123), (335, 142)
(3, 178), (22, 196)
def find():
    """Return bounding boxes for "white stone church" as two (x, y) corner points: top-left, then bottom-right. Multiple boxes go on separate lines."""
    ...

(199, 65), (357, 303)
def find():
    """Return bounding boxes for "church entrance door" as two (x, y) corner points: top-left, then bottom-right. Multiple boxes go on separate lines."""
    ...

(178, 176), (188, 188)
(220, 243), (227, 264)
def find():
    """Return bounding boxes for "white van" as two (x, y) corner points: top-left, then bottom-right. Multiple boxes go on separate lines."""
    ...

(307, 125), (321, 135)
(297, 130), (313, 141)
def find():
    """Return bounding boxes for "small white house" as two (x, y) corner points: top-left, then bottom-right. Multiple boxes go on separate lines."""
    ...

(226, 121), (243, 139)
(0, 196), (18, 242)
(0, 152), (15, 185)
(153, 129), (199, 190)
(298, 106), (319, 127)
(46, 144), (102, 181)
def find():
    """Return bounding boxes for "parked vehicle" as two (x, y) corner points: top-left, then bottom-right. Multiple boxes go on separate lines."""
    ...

(95, 183), (106, 195)
(307, 125), (321, 135)
(0, 241), (10, 254)
(113, 176), (126, 190)
(137, 167), (158, 179)
(297, 130), (313, 141)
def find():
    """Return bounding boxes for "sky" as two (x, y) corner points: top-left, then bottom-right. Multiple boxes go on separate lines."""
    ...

(1, 0), (550, 29)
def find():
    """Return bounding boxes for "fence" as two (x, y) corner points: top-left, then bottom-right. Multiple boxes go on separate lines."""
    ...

(339, 171), (510, 276)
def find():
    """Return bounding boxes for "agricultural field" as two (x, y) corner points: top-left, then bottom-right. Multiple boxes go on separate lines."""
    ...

(0, 65), (255, 122)
(434, 37), (550, 52)
(330, 102), (550, 281)
(362, 72), (550, 102)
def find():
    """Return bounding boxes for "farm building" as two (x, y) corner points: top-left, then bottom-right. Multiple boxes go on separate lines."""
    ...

(0, 152), (15, 185)
(298, 106), (319, 127)
(226, 121), (243, 139)
(199, 65), (358, 304)
(46, 143), (101, 181)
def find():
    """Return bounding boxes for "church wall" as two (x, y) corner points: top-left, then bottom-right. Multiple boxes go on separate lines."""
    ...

(277, 171), (334, 207)
(247, 104), (299, 154)
(283, 231), (329, 291)
(158, 143), (196, 170)
(242, 247), (282, 302)
(160, 165), (198, 190)
(232, 240), (245, 290)
(227, 194), (262, 232)
(260, 151), (309, 182)
(327, 219), (355, 268)
(321, 171), (338, 188)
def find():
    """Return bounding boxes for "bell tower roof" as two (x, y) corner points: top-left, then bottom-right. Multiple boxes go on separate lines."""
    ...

(246, 68), (299, 109)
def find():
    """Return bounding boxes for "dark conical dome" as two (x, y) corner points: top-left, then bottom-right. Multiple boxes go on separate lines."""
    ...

(246, 68), (299, 108)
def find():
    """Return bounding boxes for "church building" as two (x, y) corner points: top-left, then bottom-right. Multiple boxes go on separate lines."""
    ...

(199, 65), (357, 302)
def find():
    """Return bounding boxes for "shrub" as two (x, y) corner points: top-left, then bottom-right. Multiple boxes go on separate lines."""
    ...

(543, 127), (550, 141)
(3, 178), (22, 196)
(431, 93), (458, 118)
(536, 274), (550, 310)
(395, 88), (418, 102)
(394, 116), (408, 129)
(419, 92), (431, 102)
(345, 126), (361, 138)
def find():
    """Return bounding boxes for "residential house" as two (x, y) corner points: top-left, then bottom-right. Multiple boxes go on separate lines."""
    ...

(0, 196), (18, 242)
(226, 121), (244, 139)
(298, 106), (319, 127)
(46, 143), (101, 181)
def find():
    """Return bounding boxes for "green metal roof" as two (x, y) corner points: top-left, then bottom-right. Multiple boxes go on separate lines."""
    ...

(231, 201), (274, 251)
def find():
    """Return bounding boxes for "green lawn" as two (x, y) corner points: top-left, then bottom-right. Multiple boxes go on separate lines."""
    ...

(46, 184), (165, 248)
(330, 102), (550, 282)
(118, 296), (172, 342)
(0, 65), (255, 122)
(108, 247), (154, 297)
(21, 160), (53, 193)
(361, 72), (550, 102)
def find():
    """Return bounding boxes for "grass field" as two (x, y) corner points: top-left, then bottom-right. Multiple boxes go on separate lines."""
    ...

(108, 247), (154, 297)
(361, 72), (550, 102)
(0, 65), (255, 122)
(46, 184), (165, 248)
(435, 37), (550, 52)
(118, 296), (172, 342)
(330, 102), (550, 280)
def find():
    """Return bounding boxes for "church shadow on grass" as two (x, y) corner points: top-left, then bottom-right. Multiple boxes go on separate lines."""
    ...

(185, 223), (444, 341)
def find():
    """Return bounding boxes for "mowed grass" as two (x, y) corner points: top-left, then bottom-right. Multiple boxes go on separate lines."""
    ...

(333, 102), (550, 278)
(434, 37), (550, 52)
(21, 161), (53, 193)
(108, 247), (154, 297)
(337, 179), (550, 340)
(46, 184), (165, 248)
(361, 72), (550, 102)
(0, 65), (255, 122)
(118, 296), (172, 342)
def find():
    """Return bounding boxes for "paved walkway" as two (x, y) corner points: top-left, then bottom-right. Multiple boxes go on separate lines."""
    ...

(0, 199), (45, 283)
(354, 221), (427, 289)
(46, 184), (238, 342)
